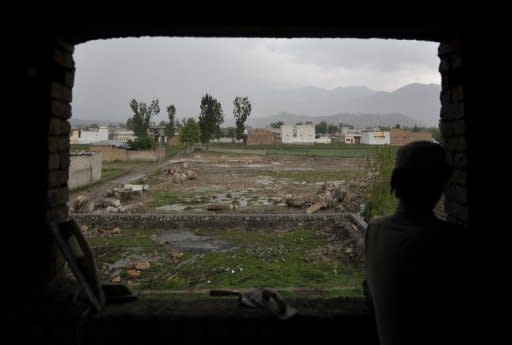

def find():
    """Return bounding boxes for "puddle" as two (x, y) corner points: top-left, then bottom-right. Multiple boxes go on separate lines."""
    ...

(153, 230), (233, 253)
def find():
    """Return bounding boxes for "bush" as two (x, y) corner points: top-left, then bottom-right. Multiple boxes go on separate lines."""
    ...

(127, 135), (156, 150)
(363, 146), (398, 222)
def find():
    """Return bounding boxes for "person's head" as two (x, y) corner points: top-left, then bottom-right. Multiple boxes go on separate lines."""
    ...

(391, 141), (452, 210)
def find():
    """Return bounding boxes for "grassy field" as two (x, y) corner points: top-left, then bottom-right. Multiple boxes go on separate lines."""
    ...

(268, 170), (364, 183)
(88, 226), (364, 296)
(209, 143), (390, 158)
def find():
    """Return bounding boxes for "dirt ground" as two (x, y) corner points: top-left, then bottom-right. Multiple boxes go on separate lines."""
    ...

(142, 151), (367, 214)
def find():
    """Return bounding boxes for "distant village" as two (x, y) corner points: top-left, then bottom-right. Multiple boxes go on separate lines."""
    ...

(70, 121), (433, 148)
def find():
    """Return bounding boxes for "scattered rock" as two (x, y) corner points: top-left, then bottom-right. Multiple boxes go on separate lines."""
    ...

(134, 261), (150, 270)
(127, 270), (141, 278)
(103, 197), (121, 208)
(111, 227), (121, 234)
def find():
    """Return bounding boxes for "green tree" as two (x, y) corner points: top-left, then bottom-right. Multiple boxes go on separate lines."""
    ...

(129, 98), (160, 136)
(430, 125), (441, 142)
(270, 121), (284, 129)
(89, 123), (99, 129)
(198, 93), (224, 148)
(327, 124), (338, 135)
(127, 135), (156, 150)
(165, 104), (176, 138)
(233, 96), (252, 142)
(126, 118), (134, 130)
(180, 118), (200, 153)
(315, 121), (328, 135)
(226, 127), (236, 142)
(395, 123), (401, 129)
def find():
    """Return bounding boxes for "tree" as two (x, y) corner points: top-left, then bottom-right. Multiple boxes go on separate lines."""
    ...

(129, 98), (160, 136)
(226, 127), (236, 142)
(315, 121), (328, 135)
(165, 104), (176, 138)
(270, 121), (284, 129)
(233, 96), (252, 142)
(159, 120), (168, 126)
(198, 93), (224, 148)
(127, 136), (156, 150)
(89, 123), (99, 129)
(395, 123), (401, 129)
(180, 118), (200, 153)
(126, 118), (134, 130)
(327, 124), (338, 135)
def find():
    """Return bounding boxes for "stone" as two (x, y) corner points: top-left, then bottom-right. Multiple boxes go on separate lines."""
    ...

(306, 202), (326, 214)
(134, 261), (151, 270)
(127, 270), (141, 278)
(103, 198), (121, 208)
(285, 197), (305, 208)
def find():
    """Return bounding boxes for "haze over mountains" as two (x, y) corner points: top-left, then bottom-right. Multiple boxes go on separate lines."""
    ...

(247, 83), (440, 128)
(71, 82), (441, 129)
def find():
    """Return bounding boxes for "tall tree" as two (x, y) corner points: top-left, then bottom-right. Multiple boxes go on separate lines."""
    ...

(180, 118), (200, 153)
(126, 118), (134, 130)
(166, 104), (176, 137)
(129, 98), (160, 136)
(233, 96), (252, 142)
(198, 93), (224, 148)
(327, 124), (338, 135)
(315, 121), (328, 135)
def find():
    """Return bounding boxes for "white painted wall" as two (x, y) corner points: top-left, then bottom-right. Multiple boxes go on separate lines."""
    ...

(281, 124), (315, 144)
(77, 127), (109, 144)
(360, 131), (391, 145)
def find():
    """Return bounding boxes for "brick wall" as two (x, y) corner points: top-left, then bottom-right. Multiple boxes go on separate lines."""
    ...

(68, 152), (102, 189)
(390, 128), (432, 145)
(438, 41), (469, 227)
(247, 132), (275, 145)
(90, 145), (128, 161)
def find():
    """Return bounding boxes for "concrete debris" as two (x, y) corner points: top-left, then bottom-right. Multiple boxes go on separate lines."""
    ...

(110, 227), (121, 234)
(119, 202), (145, 213)
(127, 270), (141, 278)
(306, 202), (327, 214)
(70, 195), (94, 213)
(103, 197), (121, 208)
(134, 261), (151, 270)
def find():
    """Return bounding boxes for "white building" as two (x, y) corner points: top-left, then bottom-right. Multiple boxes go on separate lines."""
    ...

(360, 130), (391, 145)
(110, 129), (137, 143)
(76, 127), (109, 144)
(281, 122), (315, 144)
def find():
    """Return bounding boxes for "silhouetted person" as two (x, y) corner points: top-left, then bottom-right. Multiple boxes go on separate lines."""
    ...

(365, 141), (468, 345)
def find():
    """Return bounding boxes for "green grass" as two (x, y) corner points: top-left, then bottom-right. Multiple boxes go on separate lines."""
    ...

(88, 227), (364, 297)
(362, 146), (399, 221)
(70, 144), (90, 151)
(165, 145), (185, 159)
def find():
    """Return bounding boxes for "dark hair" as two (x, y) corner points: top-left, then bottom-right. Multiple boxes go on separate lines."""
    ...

(391, 141), (452, 207)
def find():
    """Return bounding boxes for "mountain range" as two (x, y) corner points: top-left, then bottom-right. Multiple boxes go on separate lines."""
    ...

(247, 83), (440, 128)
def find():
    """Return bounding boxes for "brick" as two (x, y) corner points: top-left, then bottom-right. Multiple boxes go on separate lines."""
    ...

(48, 136), (70, 152)
(440, 103), (464, 120)
(48, 153), (60, 170)
(48, 187), (69, 207)
(48, 118), (61, 135)
(53, 49), (75, 69)
(438, 59), (451, 74)
(48, 170), (69, 188)
(63, 71), (75, 88)
(440, 121), (455, 138)
(56, 39), (75, 53)
(60, 153), (70, 170)
(51, 100), (71, 119)
(62, 86), (72, 103)
(50, 82), (63, 101)
(451, 85), (464, 103)
(438, 40), (463, 56)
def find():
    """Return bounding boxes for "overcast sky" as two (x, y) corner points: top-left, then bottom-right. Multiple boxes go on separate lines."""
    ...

(72, 37), (440, 124)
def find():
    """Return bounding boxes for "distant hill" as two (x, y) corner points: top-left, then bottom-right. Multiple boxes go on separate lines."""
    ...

(69, 118), (123, 128)
(248, 112), (425, 129)
(248, 83), (440, 127)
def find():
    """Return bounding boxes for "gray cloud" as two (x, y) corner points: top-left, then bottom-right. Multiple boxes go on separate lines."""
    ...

(72, 37), (440, 124)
